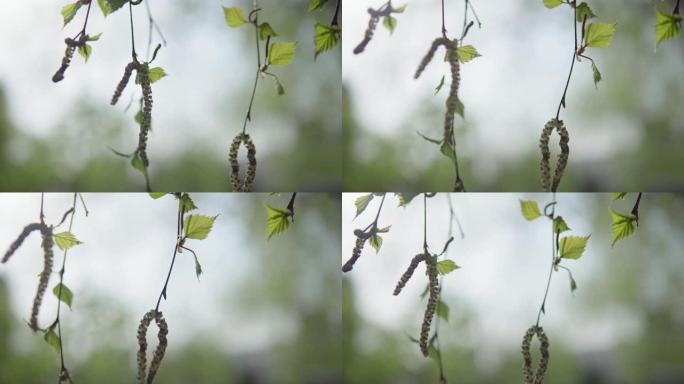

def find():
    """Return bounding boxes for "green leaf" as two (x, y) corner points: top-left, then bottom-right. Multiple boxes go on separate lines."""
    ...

(223, 7), (248, 28)
(149, 192), (167, 199)
(147, 67), (167, 84)
(395, 193), (420, 207)
(265, 205), (292, 239)
(610, 209), (636, 247)
(393, 4), (408, 13)
(268, 42), (297, 66)
(427, 342), (440, 364)
(436, 259), (459, 275)
(559, 235), (590, 260)
(43, 330), (61, 354)
(655, 8), (681, 47)
(272, 75), (285, 95)
(259, 22), (278, 40)
(543, 0), (563, 9)
(591, 61), (602, 87)
(192, 252), (203, 280)
(179, 193), (198, 212)
(437, 300), (450, 321)
(382, 16), (397, 34)
(309, 0), (329, 11)
(455, 97), (465, 119)
(183, 215), (218, 240)
(377, 225), (391, 233)
(416, 131), (442, 145)
(53, 232), (82, 251)
(314, 22), (340, 58)
(553, 216), (571, 233)
(584, 22), (616, 48)
(519, 200), (542, 221)
(569, 274), (577, 292)
(96, 0), (111, 16)
(575, 2), (596, 22)
(77, 44), (92, 62)
(134, 108), (144, 125)
(369, 234), (383, 253)
(354, 194), (374, 218)
(61, 2), (82, 26)
(456, 45), (481, 63)
(100, 0), (127, 16)
(434, 75), (445, 94)
(130, 153), (150, 189)
(440, 142), (458, 166)
(612, 192), (627, 200)
(52, 283), (74, 309)
(87, 33), (103, 42)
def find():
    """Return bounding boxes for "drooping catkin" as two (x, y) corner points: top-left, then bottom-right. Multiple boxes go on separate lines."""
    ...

(419, 254), (439, 357)
(2, 223), (42, 263)
(342, 236), (366, 273)
(393, 254), (426, 296)
(111, 61), (138, 105)
(353, 8), (381, 54)
(30, 224), (53, 332)
(414, 37), (451, 79)
(229, 133), (257, 192)
(521, 325), (550, 384)
(138, 64), (153, 167)
(52, 36), (87, 83)
(539, 119), (570, 192)
(137, 310), (169, 384)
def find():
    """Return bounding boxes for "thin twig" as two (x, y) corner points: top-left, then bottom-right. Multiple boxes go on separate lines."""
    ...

(154, 199), (185, 312)
(555, 2), (578, 120)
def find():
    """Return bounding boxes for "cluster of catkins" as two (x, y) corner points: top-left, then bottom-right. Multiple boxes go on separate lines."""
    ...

(342, 228), (376, 272)
(539, 118), (569, 192)
(229, 133), (257, 192)
(414, 37), (461, 147)
(136, 310), (169, 384)
(2, 222), (54, 331)
(353, 8), (382, 54)
(393, 252), (440, 357)
(521, 325), (550, 384)
(52, 34), (89, 83)
(110, 61), (154, 167)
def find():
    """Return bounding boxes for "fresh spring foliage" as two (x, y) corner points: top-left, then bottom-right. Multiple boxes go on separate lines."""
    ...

(655, 6), (682, 47)
(310, 0), (341, 58)
(265, 205), (294, 240)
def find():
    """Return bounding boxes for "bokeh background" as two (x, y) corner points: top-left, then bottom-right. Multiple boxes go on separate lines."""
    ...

(0, 193), (341, 383)
(0, 0), (341, 191)
(342, 193), (684, 383)
(343, 1), (684, 191)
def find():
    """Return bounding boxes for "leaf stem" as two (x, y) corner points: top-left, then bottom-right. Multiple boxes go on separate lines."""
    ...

(144, 0), (167, 60)
(536, 195), (557, 326)
(242, 5), (262, 135)
(331, 0), (341, 26)
(555, 2), (578, 120)
(75, 1), (93, 39)
(154, 198), (185, 312)
(129, 1), (138, 60)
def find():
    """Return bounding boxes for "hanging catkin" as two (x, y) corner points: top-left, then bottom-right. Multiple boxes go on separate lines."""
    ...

(229, 133), (257, 192)
(111, 61), (139, 106)
(393, 253), (426, 295)
(419, 254), (439, 357)
(353, 8), (381, 54)
(52, 35), (87, 83)
(138, 64), (153, 167)
(539, 119), (570, 192)
(137, 310), (169, 384)
(342, 236), (366, 273)
(2, 223), (43, 263)
(30, 224), (53, 332)
(521, 325), (550, 384)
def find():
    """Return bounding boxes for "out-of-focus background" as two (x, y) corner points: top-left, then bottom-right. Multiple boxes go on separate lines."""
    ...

(343, 1), (684, 191)
(0, 0), (341, 191)
(0, 193), (341, 383)
(342, 193), (684, 383)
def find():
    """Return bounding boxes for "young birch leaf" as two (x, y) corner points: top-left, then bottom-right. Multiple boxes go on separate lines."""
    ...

(395, 193), (420, 207)
(179, 193), (198, 212)
(575, 2), (596, 22)
(519, 200), (542, 221)
(569, 274), (578, 292)
(44, 330), (61, 354)
(269, 42), (297, 66)
(434, 75), (445, 94)
(417, 131), (442, 145)
(553, 216), (571, 233)
(437, 259), (459, 275)
(369, 234), (383, 253)
(61, 2), (82, 27)
(103, 0), (127, 15)
(265, 205), (292, 239)
(610, 209), (636, 247)
(612, 192), (627, 200)
(259, 23), (278, 40)
(77, 44), (93, 62)
(437, 300), (450, 321)
(591, 61), (602, 87)
(97, 0), (111, 16)
(147, 67), (167, 83)
(382, 16), (397, 34)
(585, 23), (616, 48)
(309, 0), (329, 11)
(655, 9), (682, 47)
(192, 253), (203, 280)
(354, 194), (374, 218)
(456, 45), (481, 63)
(223, 7), (247, 28)
(393, 4), (408, 13)
(543, 0), (563, 9)
(53, 232), (82, 251)
(314, 22), (340, 58)
(377, 225), (391, 233)
(559, 235), (590, 260)
(52, 283), (74, 309)
(87, 33), (103, 42)
(440, 142), (458, 166)
(130, 153), (150, 188)
(455, 97), (465, 119)
(184, 215), (218, 240)
(149, 192), (168, 199)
